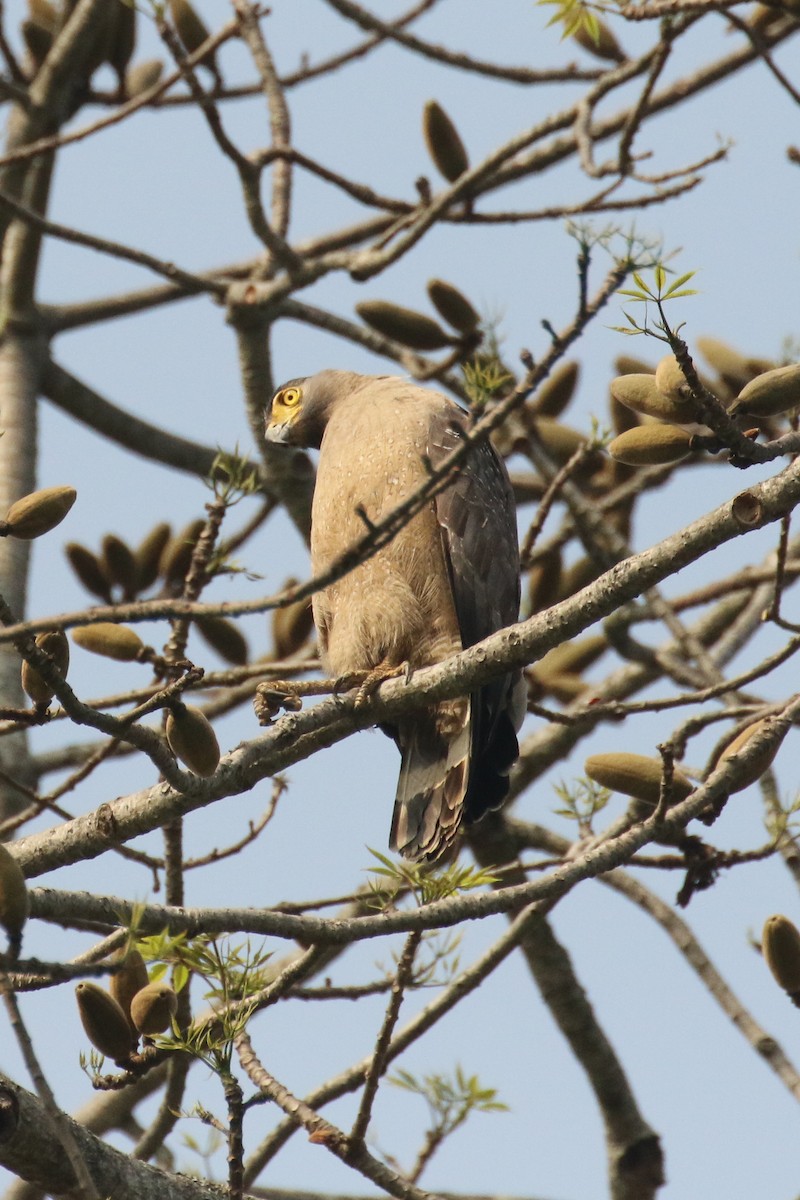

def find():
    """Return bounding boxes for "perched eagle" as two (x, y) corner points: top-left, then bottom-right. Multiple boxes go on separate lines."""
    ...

(265, 370), (524, 860)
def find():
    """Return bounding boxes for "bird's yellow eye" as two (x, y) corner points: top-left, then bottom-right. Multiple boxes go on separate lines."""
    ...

(275, 385), (302, 409)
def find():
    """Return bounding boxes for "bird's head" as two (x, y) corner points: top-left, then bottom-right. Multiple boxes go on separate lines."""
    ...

(265, 370), (383, 449)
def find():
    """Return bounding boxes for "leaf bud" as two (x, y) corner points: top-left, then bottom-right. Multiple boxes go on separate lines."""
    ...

(3, 486), (76, 540)
(422, 100), (469, 182)
(72, 623), (144, 662)
(130, 981), (178, 1035)
(166, 704), (220, 777)
(21, 630), (69, 707)
(75, 982), (136, 1063)
(355, 300), (455, 351)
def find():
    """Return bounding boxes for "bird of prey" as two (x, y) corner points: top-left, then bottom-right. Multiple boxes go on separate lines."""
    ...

(265, 370), (524, 860)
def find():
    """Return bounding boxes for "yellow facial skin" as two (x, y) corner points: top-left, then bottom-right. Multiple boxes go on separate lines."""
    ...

(268, 384), (303, 438)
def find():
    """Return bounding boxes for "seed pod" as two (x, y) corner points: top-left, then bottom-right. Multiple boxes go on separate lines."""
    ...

(762, 915), (800, 996)
(614, 354), (655, 377)
(106, 0), (136, 91)
(126, 58), (164, 97)
(536, 671), (587, 703)
(572, 17), (626, 63)
(356, 300), (454, 351)
(654, 355), (691, 404)
(27, 0), (57, 28)
(426, 279), (480, 334)
(696, 337), (754, 393)
(110, 949), (151, 1035)
(422, 100), (469, 182)
(610, 374), (696, 423)
(75, 982), (136, 1063)
(526, 547), (562, 614)
(527, 418), (586, 463)
(72, 623), (144, 662)
(22, 18), (53, 65)
(0, 844), (29, 944)
(714, 718), (784, 792)
(21, 631), (69, 707)
(168, 0), (221, 85)
(159, 518), (205, 589)
(729, 364), (800, 418)
(196, 615), (248, 665)
(608, 425), (694, 466)
(166, 704), (220, 777)
(272, 585), (314, 660)
(134, 522), (172, 592)
(585, 752), (694, 806)
(65, 542), (113, 603)
(531, 362), (580, 418)
(101, 534), (138, 599)
(130, 981), (178, 1035)
(3, 486), (76, 540)
(537, 634), (607, 678)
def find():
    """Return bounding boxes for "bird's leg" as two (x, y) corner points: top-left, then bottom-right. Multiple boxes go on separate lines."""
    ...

(353, 660), (409, 708)
(253, 680), (304, 725)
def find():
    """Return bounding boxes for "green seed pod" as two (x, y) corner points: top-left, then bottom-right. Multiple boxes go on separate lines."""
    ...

(196, 615), (248, 665)
(0, 844), (29, 943)
(109, 948), (150, 1035)
(422, 99), (469, 182)
(168, 0), (221, 84)
(608, 425), (694, 466)
(654, 355), (691, 404)
(72, 623), (144, 662)
(729, 364), (800, 418)
(530, 362), (580, 418)
(526, 547), (562, 614)
(537, 634), (607, 678)
(159, 519), (205, 589)
(65, 542), (113, 603)
(130, 981), (178, 1035)
(101, 534), (138, 599)
(3, 486), (76, 540)
(714, 718), (784, 792)
(166, 705), (220, 777)
(135, 522), (172, 592)
(426, 279), (480, 334)
(21, 631), (69, 707)
(696, 337), (754, 393)
(572, 17), (626, 63)
(585, 752), (694, 806)
(355, 300), (454, 351)
(610, 374), (696, 423)
(75, 982), (136, 1063)
(126, 58), (164, 97)
(762, 915), (800, 995)
(272, 585), (314, 660)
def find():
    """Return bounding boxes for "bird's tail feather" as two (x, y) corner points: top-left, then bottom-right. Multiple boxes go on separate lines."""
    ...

(389, 702), (471, 861)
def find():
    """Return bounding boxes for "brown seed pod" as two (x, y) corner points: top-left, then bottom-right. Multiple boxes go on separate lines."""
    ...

(130, 981), (178, 1035)
(166, 705), (220, 777)
(572, 17), (626, 63)
(534, 671), (587, 703)
(75, 982), (136, 1063)
(584, 752), (694, 806)
(696, 337), (755, 393)
(614, 354), (655, 376)
(134, 522), (172, 593)
(159, 518), (205, 589)
(22, 18), (53, 65)
(196, 615), (249, 665)
(537, 634), (607, 678)
(713, 718), (784, 792)
(3, 486), (76, 540)
(101, 534), (138, 599)
(654, 355), (691, 404)
(21, 631), (69, 707)
(65, 542), (113, 603)
(610, 374), (696, 423)
(422, 99), (469, 182)
(762, 915), (800, 996)
(426, 279), (480, 334)
(526, 547), (562, 614)
(530, 362), (580, 418)
(729, 364), (800, 418)
(168, 0), (221, 84)
(527, 418), (586, 463)
(0, 844), (29, 944)
(109, 948), (151, 1034)
(355, 300), (454, 351)
(126, 58), (164, 97)
(72, 623), (144, 662)
(272, 585), (314, 660)
(607, 425), (694, 466)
